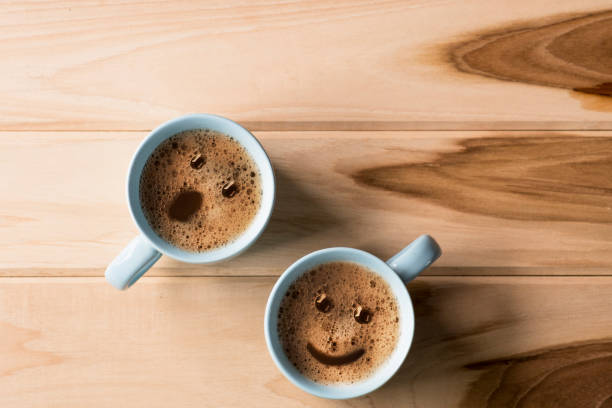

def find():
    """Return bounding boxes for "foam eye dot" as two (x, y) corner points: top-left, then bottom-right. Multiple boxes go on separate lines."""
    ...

(354, 305), (372, 324)
(315, 293), (332, 313)
(190, 153), (205, 169)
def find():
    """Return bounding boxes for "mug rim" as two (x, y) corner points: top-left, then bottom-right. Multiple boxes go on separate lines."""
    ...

(264, 247), (415, 399)
(126, 113), (275, 263)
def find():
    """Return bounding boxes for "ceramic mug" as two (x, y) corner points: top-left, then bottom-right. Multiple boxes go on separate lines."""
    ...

(105, 114), (275, 290)
(264, 235), (441, 399)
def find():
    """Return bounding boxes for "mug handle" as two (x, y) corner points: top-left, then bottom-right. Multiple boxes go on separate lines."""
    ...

(105, 235), (162, 290)
(387, 235), (441, 283)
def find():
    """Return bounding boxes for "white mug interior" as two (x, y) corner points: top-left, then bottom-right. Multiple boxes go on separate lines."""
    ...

(127, 114), (275, 263)
(264, 247), (415, 399)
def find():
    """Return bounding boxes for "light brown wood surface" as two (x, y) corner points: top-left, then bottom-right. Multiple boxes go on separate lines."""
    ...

(2, 1), (612, 406)
(3, 130), (612, 276)
(1, 276), (612, 408)
(1, 0), (612, 131)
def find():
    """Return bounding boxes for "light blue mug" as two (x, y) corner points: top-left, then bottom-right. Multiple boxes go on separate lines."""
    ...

(105, 114), (275, 290)
(264, 235), (441, 399)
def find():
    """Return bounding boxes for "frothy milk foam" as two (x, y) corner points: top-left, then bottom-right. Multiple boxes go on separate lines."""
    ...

(139, 129), (262, 251)
(277, 261), (399, 384)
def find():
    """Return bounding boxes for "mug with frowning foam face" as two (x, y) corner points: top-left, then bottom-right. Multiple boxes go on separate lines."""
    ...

(105, 114), (275, 290)
(264, 235), (441, 399)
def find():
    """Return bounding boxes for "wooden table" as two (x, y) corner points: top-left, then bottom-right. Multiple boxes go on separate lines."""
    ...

(2, 1), (612, 407)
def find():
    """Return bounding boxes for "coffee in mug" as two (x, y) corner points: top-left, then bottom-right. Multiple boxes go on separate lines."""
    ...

(277, 261), (399, 384)
(139, 129), (262, 251)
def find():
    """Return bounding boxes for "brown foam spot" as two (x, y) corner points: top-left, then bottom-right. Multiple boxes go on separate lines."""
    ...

(168, 190), (202, 222)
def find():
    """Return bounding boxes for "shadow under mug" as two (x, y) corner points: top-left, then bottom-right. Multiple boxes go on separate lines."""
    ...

(105, 114), (275, 290)
(264, 235), (441, 399)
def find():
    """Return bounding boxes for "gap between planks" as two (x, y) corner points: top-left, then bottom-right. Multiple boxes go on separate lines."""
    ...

(3, 122), (612, 132)
(2, 273), (612, 279)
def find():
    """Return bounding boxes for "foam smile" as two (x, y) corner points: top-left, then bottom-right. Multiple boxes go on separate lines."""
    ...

(306, 342), (365, 366)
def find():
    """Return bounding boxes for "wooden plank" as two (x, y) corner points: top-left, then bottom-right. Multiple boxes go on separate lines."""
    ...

(2, 130), (612, 276)
(1, 276), (611, 407)
(1, 1), (611, 131)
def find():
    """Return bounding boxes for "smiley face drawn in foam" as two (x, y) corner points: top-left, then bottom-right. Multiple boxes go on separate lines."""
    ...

(305, 296), (373, 365)
(277, 261), (399, 384)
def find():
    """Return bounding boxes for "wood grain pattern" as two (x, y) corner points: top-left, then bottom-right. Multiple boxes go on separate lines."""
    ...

(353, 135), (612, 222)
(3, 1), (611, 405)
(1, 276), (612, 407)
(3, 131), (612, 276)
(1, 1), (612, 130)
(462, 342), (612, 407)
(450, 10), (612, 112)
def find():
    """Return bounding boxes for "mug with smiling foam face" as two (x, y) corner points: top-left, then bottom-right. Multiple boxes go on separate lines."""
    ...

(105, 114), (275, 290)
(264, 235), (441, 399)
